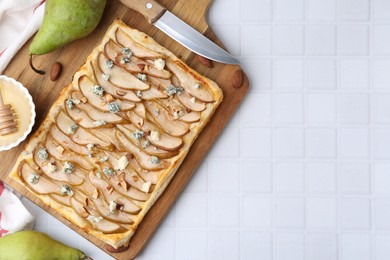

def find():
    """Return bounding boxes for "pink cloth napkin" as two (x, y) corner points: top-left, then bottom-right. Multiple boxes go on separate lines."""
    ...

(0, 0), (46, 236)
(0, 181), (35, 237)
(0, 0), (46, 73)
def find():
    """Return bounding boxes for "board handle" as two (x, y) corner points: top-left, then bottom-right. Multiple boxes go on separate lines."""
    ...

(119, 0), (166, 24)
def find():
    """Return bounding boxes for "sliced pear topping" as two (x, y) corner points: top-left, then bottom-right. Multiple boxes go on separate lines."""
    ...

(126, 111), (183, 151)
(116, 129), (169, 171)
(139, 85), (168, 100)
(144, 101), (189, 137)
(166, 60), (214, 102)
(65, 99), (101, 129)
(56, 110), (111, 149)
(134, 103), (146, 118)
(33, 146), (84, 185)
(50, 125), (90, 155)
(115, 28), (161, 59)
(178, 111), (201, 123)
(128, 159), (158, 184)
(45, 135), (93, 171)
(78, 75), (135, 112)
(19, 161), (61, 195)
(71, 197), (125, 234)
(176, 91), (206, 112)
(89, 127), (122, 150)
(98, 52), (149, 91)
(117, 124), (179, 159)
(90, 58), (141, 102)
(71, 91), (124, 124)
(104, 40), (171, 79)
(90, 194), (135, 224)
(88, 171), (141, 214)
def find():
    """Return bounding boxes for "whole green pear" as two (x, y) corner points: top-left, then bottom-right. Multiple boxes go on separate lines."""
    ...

(29, 0), (106, 74)
(0, 230), (88, 260)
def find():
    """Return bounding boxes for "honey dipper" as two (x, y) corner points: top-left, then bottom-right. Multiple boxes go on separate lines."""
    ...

(0, 86), (18, 136)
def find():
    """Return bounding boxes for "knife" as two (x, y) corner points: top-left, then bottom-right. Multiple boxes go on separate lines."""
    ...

(118, 0), (239, 64)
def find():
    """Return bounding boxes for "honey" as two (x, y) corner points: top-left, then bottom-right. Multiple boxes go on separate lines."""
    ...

(0, 81), (33, 147)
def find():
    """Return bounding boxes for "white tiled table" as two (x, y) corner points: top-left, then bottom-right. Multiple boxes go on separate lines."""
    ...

(21, 0), (390, 259)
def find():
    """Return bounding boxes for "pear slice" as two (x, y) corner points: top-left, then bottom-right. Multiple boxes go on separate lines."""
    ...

(50, 125), (90, 155)
(166, 60), (214, 102)
(90, 194), (135, 224)
(98, 52), (149, 91)
(56, 110), (112, 149)
(50, 193), (72, 207)
(134, 103), (146, 118)
(71, 91), (124, 124)
(104, 40), (171, 79)
(116, 129), (169, 171)
(19, 160), (61, 195)
(158, 97), (201, 122)
(117, 124), (179, 159)
(89, 127), (122, 150)
(144, 101), (189, 137)
(65, 99), (101, 129)
(71, 197), (126, 234)
(88, 171), (141, 214)
(90, 58), (141, 102)
(45, 135), (93, 171)
(176, 91), (206, 112)
(128, 158), (158, 184)
(78, 75), (135, 112)
(33, 145), (84, 186)
(139, 85), (168, 100)
(126, 111), (183, 151)
(115, 28), (161, 59)
(178, 111), (201, 123)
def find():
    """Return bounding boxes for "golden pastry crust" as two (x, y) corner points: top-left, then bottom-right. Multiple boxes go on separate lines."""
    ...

(9, 19), (222, 249)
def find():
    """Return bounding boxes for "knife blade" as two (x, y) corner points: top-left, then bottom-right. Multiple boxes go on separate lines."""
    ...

(118, 0), (239, 64)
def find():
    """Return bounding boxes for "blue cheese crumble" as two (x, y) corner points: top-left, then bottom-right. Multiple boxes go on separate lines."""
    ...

(108, 102), (121, 113)
(106, 59), (114, 69)
(121, 48), (132, 57)
(166, 84), (183, 96)
(132, 130), (144, 140)
(92, 85), (104, 96)
(37, 148), (48, 160)
(28, 173), (40, 184)
(60, 185), (74, 196)
(137, 73), (147, 81)
(150, 155), (160, 165)
(142, 140), (151, 149)
(67, 123), (78, 135)
(103, 167), (114, 176)
(120, 57), (130, 64)
(62, 162), (75, 174)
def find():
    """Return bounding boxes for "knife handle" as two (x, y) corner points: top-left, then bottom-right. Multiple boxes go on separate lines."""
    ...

(119, 0), (166, 24)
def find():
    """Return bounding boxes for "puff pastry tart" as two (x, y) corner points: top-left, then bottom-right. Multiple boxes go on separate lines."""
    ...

(9, 19), (223, 249)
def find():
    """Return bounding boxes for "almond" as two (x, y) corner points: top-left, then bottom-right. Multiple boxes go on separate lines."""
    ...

(106, 94), (114, 102)
(80, 96), (87, 103)
(50, 62), (62, 81)
(120, 180), (130, 190)
(137, 64), (145, 70)
(56, 145), (65, 154)
(118, 172), (125, 182)
(232, 69), (243, 89)
(106, 185), (114, 194)
(126, 153), (134, 160)
(92, 188), (99, 199)
(131, 175), (139, 182)
(116, 90), (126, 96)
(198, 55), (213, 68)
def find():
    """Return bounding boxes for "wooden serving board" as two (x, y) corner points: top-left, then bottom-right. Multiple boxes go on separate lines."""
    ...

(0, 0), (249, 259)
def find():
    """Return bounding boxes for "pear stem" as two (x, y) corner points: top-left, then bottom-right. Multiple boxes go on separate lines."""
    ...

(29, 55), (45, 75)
